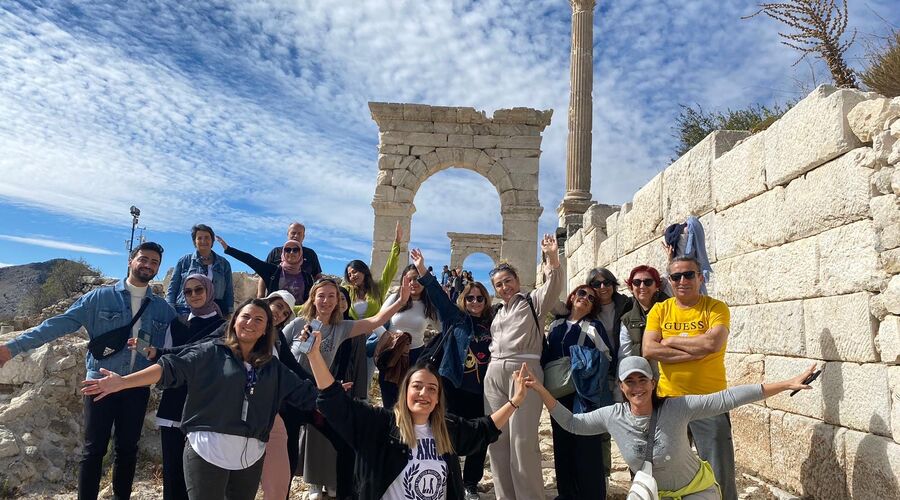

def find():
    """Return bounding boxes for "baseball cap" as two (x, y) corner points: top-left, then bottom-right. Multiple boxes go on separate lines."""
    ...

(618, 356), (654, 381)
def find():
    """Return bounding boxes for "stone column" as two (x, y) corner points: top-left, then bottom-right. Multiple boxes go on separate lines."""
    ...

(500, 205), (543, 291)
(557, 0), (597, 233)
(370, 201), (414, 286)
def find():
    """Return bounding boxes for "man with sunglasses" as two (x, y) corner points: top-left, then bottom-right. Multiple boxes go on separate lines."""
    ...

(0, 242), (177, 500)
(642, 256), (736, 500)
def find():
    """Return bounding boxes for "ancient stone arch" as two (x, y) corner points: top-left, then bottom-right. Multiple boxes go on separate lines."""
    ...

(447, 232), (501, 271)
(368, 102), (552, 290)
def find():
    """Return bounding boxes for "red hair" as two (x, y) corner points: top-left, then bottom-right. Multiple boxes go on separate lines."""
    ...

(625, 265), (662, 289)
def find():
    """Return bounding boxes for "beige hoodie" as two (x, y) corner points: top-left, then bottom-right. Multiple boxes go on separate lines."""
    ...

(489, 265), (563, 359)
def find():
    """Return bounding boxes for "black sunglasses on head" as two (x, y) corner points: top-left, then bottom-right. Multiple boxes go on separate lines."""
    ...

(489, 263), (513, 278)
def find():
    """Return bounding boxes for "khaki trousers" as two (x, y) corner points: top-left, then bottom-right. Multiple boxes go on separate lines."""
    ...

(484, 359), (545, 499)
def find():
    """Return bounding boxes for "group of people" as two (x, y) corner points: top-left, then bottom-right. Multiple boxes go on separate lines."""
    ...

(0, 219), (817, 500)
(440, 266), (474, 304)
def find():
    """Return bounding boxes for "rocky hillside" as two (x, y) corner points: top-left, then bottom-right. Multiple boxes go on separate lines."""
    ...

(0, 259), (69, 321)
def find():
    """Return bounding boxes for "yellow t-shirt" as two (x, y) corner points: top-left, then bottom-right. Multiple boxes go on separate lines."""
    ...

(645, 296), (730, 397)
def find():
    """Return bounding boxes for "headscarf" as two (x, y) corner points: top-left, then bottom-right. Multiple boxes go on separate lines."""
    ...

(183, 273), (222, 317)
(280, 240), (303, 275)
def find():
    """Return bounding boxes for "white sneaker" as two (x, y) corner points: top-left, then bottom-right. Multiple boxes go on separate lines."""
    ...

(308, 484), (323, 500)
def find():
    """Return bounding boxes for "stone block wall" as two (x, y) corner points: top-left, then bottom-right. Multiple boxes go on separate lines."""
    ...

(564, 86), (900, 498)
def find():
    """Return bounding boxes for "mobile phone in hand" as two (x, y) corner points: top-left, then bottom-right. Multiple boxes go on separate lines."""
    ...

(136, 329), (153, 359)
(296, 323), (317, 355)
(789, 368), (822, 397)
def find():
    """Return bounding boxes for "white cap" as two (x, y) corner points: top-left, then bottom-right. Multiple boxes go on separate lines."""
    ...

(264, 290), (296, 310)
(618, 356), (654, 381)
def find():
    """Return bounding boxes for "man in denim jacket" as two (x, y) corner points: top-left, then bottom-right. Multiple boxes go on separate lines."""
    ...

(0, 242), (177, 500)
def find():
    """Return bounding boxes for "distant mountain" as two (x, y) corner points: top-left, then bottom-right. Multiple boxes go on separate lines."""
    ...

(0, 259), (71, 320)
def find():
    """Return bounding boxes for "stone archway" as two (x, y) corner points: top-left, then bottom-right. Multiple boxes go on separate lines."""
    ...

(447, 232), (501, 270)
(367, 102), (552, 290)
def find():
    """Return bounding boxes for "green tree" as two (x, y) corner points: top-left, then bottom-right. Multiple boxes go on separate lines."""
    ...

(27, 259), (100, 314)
(672, 103), (792, 159)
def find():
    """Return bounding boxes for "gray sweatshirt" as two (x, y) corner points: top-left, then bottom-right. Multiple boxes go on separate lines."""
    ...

(549, 384), (763, 491)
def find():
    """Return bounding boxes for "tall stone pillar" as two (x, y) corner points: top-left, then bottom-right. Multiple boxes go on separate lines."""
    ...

(370, 201), (414, 286)
(557, 0), (597, 234)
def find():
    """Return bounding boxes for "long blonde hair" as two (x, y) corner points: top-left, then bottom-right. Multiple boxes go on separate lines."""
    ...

(393, 362), (454, 456)
(300, 279), (344, 325)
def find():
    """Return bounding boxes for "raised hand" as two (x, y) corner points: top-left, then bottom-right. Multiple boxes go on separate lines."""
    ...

(394, 221), (403, 244)
(399, 274), (412, 302)
(410, 248), (427, 275)
(127, 337), (157, 360)
(81, 368), (125, 401)
(540, 233), (558, 255)
(215, 235), (229, 250)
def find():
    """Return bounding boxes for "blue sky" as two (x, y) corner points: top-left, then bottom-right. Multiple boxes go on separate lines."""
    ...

(0, 0), (896, 286)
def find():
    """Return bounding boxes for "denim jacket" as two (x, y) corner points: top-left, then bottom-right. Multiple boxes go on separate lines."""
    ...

(166, 251), (233, 315)
(418, 273), (480, 389)
(6, 279), (177, 379)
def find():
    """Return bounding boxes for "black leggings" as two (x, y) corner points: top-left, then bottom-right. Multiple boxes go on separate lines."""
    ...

(550, 394), (607, 500)
(444, 382), (488, 489)
(182, 444), (265, 500)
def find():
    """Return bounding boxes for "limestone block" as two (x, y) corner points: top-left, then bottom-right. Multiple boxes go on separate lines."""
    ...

(878, 315), (900, 364)
(379, 144), (410, 155)
(870, 194), (900, 249)
(499, 157), (539, 175)
(402, 104), (432, 121)
(619, 173), (663, 253)
(874, 130), (898, 166)
(882, 248), (900, 274)
(663, 141), (714, 223)
(712, 132), (767, 210)
(847, 97), (900, 142)
(446, 134), (473, 148)
(606, 211), (619, 237)
(408, 159), (426, 180)
(764, 355), (824, 419)
(768, 410), (848, 497)
(566, 229), (583, 257)
(781, 148), (873, 241)
(434, 122), (473, 134)
(889, 366), (900, 442)
(0, 428), (19, 458)
(514, 190), (539, 206)
(378, 120), (434, 133)
(0, 344), (49, 385)
(369, 102), (404, 121)
(429, 106), (457, 123)
(765, 85), (867, 187)
(395, 186), (414, 203)
(509, 173), (538, 191)
(765, 235), (820, 302)
(489, 123), (542, 136)
(420, 151), (440, 171)
(435, 148), (467, 166)
(714, 188), (785, 260)
(398, 132), (449, 148)
(410, 146), (434, 156)
(473, 135), (505, 149)
(731, 404), (772, 477)
(873, 166), (896, 195)
(376, 170), (391, 186)
(710, 251), (770, 305)
(729, 301), (804, 356)
(377, 154), (401, 170)
(596, 232), (617, 266)
(841, 428), (900, 499)
(803, 292), (877, 362)
(818, 220), (887, 295)
(509, 148), (540, 158)
(882, 276), (900, 316)
(821, 362), (892, 435)
(462, 148), (481, 168)
(725, 352), (765, 386)
(484, 148), (510, 159)
(497, 136), (542, 149)
(893, 167), (900, 195)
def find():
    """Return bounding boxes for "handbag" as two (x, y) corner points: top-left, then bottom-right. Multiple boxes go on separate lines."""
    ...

(542, 327), (587, 398)
(87, 297), (151, 360)
(627, 402), (661, 500)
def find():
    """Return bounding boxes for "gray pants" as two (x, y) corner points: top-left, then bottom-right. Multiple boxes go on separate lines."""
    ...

(483, 359), (545, 500)
(688, 413), (736, 500)
(183, 444), (265, 500)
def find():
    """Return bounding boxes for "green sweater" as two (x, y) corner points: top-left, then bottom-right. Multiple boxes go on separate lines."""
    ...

(345, 241), (401, 320)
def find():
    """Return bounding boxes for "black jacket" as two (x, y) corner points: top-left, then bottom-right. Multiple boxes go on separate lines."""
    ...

(316, 381), (501, 500)
(157, 338), (317, 442)
(155, 315), (226, 421)
(224, 246), (314, 304)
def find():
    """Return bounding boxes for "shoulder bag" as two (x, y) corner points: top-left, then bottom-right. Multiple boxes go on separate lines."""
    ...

(627, 402), (661, 500)
(88, 297), (152, 360)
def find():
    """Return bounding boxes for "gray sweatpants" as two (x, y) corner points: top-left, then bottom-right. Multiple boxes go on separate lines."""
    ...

(483, 359), (544, 500)
(688, 412), (736, 500)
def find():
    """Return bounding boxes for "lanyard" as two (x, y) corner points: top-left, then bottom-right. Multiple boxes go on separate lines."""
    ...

(241, 366), (258, 422)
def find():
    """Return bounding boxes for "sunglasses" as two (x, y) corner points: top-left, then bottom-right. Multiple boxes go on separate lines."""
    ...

(314, 277), (338, 286)
(282, 247), (302, 254)
(590, 279), (615, 289)
(575, 289), (596, 302)
(489, 263), (513, 278)
(631, 278), (655, 288)
(184, 286), (205, 297)
(669, 271), (698, 282)
(465, 295), (486, 303)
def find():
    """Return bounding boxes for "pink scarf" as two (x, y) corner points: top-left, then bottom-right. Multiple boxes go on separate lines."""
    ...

(280, 241), (303, 275)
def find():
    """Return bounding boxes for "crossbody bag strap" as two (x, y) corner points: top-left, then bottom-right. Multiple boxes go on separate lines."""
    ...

(644, 401), (661, 464)
(525, 294), (547, 353)
(129, 296), (152, 330)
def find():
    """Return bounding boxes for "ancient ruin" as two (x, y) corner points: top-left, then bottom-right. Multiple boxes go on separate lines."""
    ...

(368, 103), (551, 290)
(447, 232), (502, 271)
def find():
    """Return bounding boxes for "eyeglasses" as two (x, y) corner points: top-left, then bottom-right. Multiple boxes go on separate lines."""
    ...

(669, 271), (698, 282)
(590, 279), (615, 289)
(465, 295), (486, 303)
(575, 289), (596, 302)
(631, 278), (655, 288)
(489, 263), (513, 278)
(184, 286), (205, 297)
(282, 247), (302, 254)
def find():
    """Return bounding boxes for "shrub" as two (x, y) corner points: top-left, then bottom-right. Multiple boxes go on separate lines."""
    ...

(672, 102), (793, 158)
(861, 31), (900, 97)
(27, 259), (100, 313)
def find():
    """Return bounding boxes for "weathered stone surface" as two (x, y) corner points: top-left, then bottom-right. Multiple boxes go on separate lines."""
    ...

(873, 165), (896, 194)
(874, 130), (898, 166)
(841, 428), (900, 499)
(881, 275), (900, 315)
(821, 362), (892, 436)
(893, 167), (900, 195)
(878, 315), (900, 365)
(847, 97), (900, 142)
(764, 355), (823, 420)
(803, 293), (878, 362)
(729, 301), (804, 356)
(713, 132), (766, 210)
(596, 231), (617, 266)
(617, 173), (663, 253)
(765, 235), (819, 302)
(0, 344), (49, 385)
(870, 194), (900, 249)
(725, 352), (765, 386)
(765, 85), (867, 187)
(768, 410), (848, 497)
(662, 138), (714, 223)
(731, 404), (772, 477)
(883, 247), (900, 275)
(889, 366), (900, 443)
(379, 144), (410, 155)
(714, 188), (785, 259)
(710, 250), (769, 305)
(0, 428), (19, 458)
(818, 220), (886, 295)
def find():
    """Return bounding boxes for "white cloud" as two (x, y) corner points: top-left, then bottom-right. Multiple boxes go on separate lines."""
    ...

(0, 262), (12, 268)
(0, 234), (119, 255)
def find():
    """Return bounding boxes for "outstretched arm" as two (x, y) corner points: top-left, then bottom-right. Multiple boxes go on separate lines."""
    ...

(525, 375), (611, 436)
(349, 275), (412, 337)
(81, 365), (163, 401)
